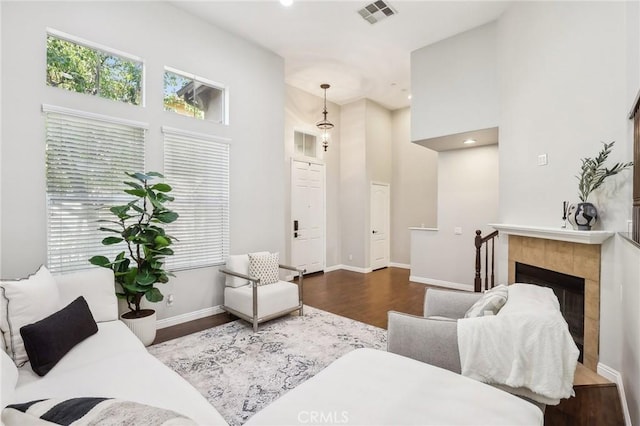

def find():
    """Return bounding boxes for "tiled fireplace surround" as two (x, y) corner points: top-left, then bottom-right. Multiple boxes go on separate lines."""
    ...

(507, 235), (601, 371)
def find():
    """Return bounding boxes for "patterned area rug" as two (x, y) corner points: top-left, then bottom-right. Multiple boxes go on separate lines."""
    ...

(148, 306), (387, 426)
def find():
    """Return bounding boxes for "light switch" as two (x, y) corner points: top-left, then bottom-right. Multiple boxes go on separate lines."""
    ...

(454, 227), (462, 235)
(537, 154), (548, 166)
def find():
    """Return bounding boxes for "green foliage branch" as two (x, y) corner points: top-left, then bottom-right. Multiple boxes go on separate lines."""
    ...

(90, 172), (178, 316)
(576, 141), (633, 203)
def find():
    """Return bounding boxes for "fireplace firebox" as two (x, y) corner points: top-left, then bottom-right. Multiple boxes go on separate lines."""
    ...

(515, 262), (585, 362)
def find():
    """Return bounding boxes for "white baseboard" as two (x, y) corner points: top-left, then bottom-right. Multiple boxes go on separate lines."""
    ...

(340, 265), (372, 274)
(389, 262), (410, 269)
(597, 363), (631, 426)
(156, 305), (224, 329)
(409, 276), (474, 292)
(324, 264), (343, 273)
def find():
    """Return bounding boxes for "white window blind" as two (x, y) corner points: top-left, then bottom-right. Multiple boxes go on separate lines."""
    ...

(163, 127), (230, 269)
(44, 106), (146, 273)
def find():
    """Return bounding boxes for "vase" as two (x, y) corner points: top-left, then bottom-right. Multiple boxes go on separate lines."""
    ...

(120, 309), (156, 346)
(567, 202), (598, 231)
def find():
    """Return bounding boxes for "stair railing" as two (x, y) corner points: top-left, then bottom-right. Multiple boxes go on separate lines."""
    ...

(474, 229), (499, 292)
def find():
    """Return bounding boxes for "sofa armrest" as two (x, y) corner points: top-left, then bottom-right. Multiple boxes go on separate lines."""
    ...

(219, 268), (259, 285)
(387, 311), (461, 374)
(424, 288), (482, 319)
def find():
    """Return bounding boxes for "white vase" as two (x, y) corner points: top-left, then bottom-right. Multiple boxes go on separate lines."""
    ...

(120, 309), (157, 346)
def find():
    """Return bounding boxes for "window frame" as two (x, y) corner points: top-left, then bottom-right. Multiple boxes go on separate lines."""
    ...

(46, 28), (146, 107)
(163, 66), (229, 125)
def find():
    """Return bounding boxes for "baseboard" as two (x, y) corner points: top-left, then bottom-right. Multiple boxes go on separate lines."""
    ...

(389, 262), (410, 269)
(409, 276), (473, 292)
(597, 363), (631, 426)
(324, 264), (343, 273)
(156, 305), (224, 329)
(340, 265), (372, 274)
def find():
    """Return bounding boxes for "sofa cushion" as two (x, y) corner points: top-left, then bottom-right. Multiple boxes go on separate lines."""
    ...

(225, 252), (269, 288)
(224, 281), (299, 319)
(55, 268), (117, 322)
(248, 252), (279, 285)
(21, 296), (98, 377)
(464, 284), (508, 318)
(3, 397), (197, 426)
(0, 266), (62, 366)
(1, 351), (18, 408)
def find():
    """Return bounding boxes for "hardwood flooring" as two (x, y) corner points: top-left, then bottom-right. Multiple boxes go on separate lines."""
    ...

(153, 267), (624, 425)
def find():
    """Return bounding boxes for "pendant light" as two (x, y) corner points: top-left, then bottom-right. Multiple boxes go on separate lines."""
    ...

(316, 83), (333, 151)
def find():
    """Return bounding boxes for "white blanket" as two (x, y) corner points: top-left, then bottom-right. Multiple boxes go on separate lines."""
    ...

(457, 283), (580, 405)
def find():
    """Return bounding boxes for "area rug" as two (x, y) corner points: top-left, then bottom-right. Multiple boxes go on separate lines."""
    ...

(148, 306), (387, 426)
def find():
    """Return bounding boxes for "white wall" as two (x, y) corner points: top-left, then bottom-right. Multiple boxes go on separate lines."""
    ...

(284, 85), (341, 268)
(391, 107), (438, 265)
(0, 2), (285, 320)
(497, 2), (638, 421)
(339, 100), (367, 268)
(411, 22), (498, 142)
(410, 145), (499, 289)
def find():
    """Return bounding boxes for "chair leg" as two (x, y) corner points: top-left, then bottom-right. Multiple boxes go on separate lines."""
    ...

(253, 319), (258, 332)
(300, 305), (304, 316)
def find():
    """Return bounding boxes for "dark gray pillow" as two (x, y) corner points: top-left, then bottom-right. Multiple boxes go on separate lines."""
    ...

(20, 296), (98, 376)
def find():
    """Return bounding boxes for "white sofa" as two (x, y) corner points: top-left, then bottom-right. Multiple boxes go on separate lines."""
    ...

(1, 267), (227, 425)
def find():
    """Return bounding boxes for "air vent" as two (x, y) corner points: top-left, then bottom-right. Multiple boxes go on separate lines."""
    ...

(357, 0), (397, 25)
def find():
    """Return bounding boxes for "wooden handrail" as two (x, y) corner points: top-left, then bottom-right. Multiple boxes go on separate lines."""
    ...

(474, 229), (499, 292)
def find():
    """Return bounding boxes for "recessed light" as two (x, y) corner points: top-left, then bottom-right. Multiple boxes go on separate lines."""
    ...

(280, 0), (293, 6)
(463, 139), (476, 144)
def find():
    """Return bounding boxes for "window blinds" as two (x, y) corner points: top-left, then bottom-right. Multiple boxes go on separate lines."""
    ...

(44, 106), (145, 273)
(162, 126), (230, 270)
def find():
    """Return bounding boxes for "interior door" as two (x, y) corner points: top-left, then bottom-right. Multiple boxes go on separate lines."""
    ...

(291, 160), (325, 274)
(370, 182), (390, 271)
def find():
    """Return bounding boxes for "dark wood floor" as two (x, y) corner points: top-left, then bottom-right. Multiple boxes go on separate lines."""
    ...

(154, 267), (624, 425)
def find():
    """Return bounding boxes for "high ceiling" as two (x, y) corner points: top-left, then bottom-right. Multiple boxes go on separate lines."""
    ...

(172, 1), (510, 110)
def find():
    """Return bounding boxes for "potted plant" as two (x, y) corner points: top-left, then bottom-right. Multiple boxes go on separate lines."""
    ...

(89, 172), (178, 345)
(568, 141), (633, 230)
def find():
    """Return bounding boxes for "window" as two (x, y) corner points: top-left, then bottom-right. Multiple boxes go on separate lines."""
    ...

(294, 130), (318, 158)
(163, 127), (230, 269)
(46, 30), (143, 105)
(164, 68), (228, 124)
(44, 105), (146, 273)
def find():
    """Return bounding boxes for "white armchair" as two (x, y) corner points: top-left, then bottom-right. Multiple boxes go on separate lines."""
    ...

(219, 252), (304, 332)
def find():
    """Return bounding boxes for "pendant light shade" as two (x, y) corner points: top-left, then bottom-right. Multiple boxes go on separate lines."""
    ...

(316, 83), (333, 151)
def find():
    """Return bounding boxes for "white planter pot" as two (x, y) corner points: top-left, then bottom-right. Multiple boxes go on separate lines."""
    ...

(120, 310), (157, 346)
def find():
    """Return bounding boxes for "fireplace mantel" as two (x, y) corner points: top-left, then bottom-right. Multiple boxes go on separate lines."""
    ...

(490, 223), (614, 245)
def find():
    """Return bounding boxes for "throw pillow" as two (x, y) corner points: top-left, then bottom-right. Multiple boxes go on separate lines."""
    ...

(464, 284), (509, 318)
(20, 296), (98, 376)
(0, 265), (62, 366)
(248, 252), (280, 285)
(4, 398), (197, 425)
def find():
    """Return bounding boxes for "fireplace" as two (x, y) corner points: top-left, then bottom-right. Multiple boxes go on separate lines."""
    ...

(507, 234), (601, 371)
(515, 262), (585, 362)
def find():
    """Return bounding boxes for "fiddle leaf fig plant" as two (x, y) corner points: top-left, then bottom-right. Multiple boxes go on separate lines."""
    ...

(89, 172), (178, 316)
(576, 141), (633, 202)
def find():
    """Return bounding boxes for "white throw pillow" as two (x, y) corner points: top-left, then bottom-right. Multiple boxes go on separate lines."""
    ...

(1, 350), (18, 408)
(0, 265), (62, 366)
(248, 252), (280, 285)
(464, 284), (508, 318)
(55, 267), (118, 322)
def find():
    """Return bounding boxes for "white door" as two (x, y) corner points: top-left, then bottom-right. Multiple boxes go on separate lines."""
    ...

(291, 160), (325, 274)
(370, 182), (390, 271)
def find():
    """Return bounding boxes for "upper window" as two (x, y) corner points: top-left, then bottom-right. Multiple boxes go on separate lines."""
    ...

(294, 130), (319, 158)
(163, 67), (228, 124)
(46, 30), (143, 106)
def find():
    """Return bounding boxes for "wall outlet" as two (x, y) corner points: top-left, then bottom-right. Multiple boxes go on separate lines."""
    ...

(537, 154), (548, 166)
(348, 254), (353, 261)
(627, 219), (633, 234)
(454, 227), (462, 235)
(166, 294), (174, 307)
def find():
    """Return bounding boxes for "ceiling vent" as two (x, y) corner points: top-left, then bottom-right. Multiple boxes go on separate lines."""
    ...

(357, 1), (397, 25)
